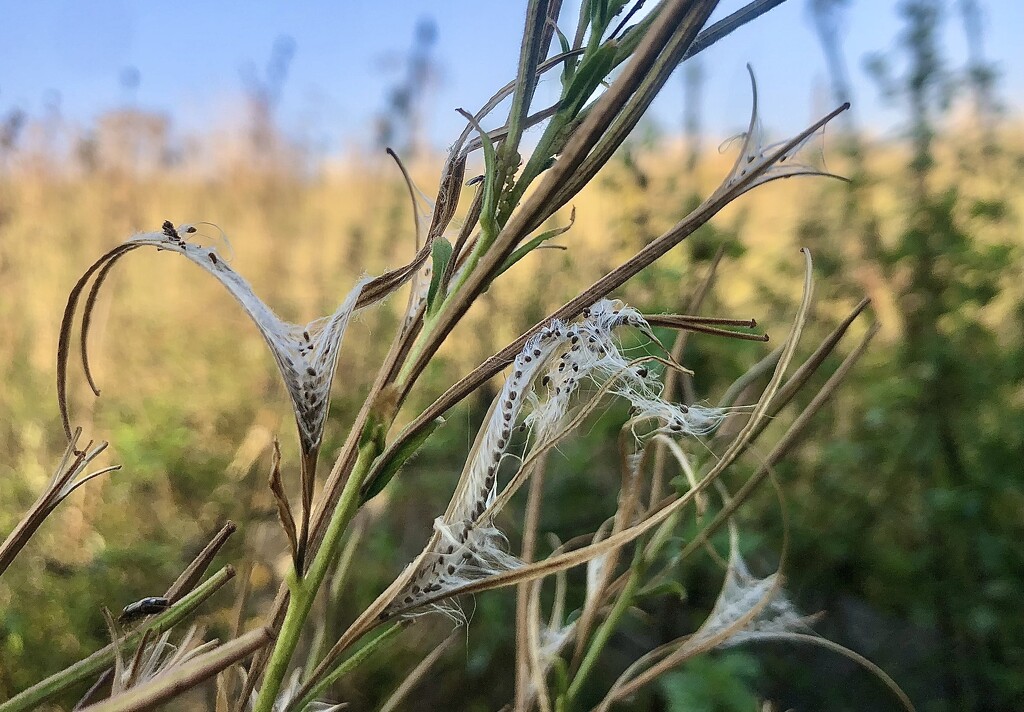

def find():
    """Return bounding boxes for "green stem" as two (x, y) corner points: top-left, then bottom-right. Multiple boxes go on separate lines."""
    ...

(506, 113), (570, 210)
(394, 249), (479, 387)
(292, 623), (402, 711)
(564, 567), (641, 707)
(307, 523), (364, 676)
(506, 19), (608, 213)
(252, 441), (378, 712)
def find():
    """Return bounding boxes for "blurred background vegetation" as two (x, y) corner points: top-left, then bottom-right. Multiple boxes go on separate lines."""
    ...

(1, 1), (1021, 710)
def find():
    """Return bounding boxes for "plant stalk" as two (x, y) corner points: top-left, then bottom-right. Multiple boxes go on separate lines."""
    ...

(564, 562), (642, 707)
(251, 439), (379, 712)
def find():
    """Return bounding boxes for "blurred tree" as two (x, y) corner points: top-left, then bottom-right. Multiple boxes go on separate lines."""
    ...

(373, 18), (440, 160)
(240, 35), (297, 159)
(776, 1), (1024, 709)
(682, 58), (705, 174)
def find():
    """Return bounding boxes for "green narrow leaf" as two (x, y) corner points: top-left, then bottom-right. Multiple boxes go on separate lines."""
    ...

(555, 25), (576, 88)
(498, 208), (576, 276)
(561, 41), (618, 119)
(456, 109), (500, 242)
(426, 237), (453, 315)
(589, 0), (610, 37)
(361, 416), (445, 502)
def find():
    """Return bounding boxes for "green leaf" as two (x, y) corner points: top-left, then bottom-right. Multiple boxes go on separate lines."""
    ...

(426, 237), (453, 315)
(555, 25), (576, 88)
(561, 41), (617, 120)
(589, 0), (610, 37)
(457, 109), (500, 242)
(658, 654), (761, 712)
(498, 207), (576, 275)
(360, 417), (445, 502)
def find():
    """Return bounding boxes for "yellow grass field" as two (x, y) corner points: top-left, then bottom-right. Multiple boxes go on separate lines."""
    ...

(1, 108), (1020, 706)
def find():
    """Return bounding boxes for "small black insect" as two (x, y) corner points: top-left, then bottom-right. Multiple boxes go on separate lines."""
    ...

(161, 220), (180, 240)
(118, 596), (170, 622)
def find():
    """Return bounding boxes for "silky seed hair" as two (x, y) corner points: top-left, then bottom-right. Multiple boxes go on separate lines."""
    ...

(713, 67), (845, 205)
(71, 227), (371, 455)
(386, 299), (726, 619)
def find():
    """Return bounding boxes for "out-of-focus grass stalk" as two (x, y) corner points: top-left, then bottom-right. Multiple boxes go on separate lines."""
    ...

(0, 565), (235, 712)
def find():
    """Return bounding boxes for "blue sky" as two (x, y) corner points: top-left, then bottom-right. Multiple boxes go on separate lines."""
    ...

(0, 1), (1020, 154)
